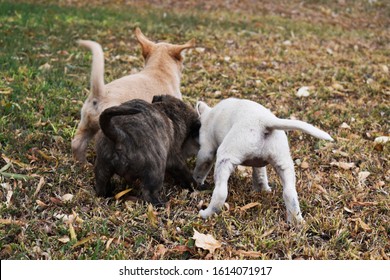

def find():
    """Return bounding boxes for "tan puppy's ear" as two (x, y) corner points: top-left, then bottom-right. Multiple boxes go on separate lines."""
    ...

(135, 27), (155, 59)
(170, 38), (196, 61)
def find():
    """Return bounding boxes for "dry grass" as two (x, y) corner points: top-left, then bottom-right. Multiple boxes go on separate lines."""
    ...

(0, 0), (389, 260)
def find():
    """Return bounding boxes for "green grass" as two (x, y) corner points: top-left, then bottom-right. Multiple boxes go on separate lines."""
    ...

(0, 0), (389, 260)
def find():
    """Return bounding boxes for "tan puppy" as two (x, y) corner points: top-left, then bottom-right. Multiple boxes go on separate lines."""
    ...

(72, 28), (195, 163)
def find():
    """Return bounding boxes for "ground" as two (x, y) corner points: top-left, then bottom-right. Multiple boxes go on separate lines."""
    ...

(0, 0), (389, 259)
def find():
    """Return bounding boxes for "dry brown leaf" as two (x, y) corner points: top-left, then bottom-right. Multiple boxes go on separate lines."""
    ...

(358, 219), (372, 232)
(33, 176), (45, 197)
(114, 188), (132, 200)
(71, 235), (95, 249)
(296, 86), (311, 97)
(105, 237), (115, 251)
(61, 193), (74, 202)
(193, 229), (221, 254)
(0, 218), (25, 226)
(58, 236), (70, 244)
(240, 202), (260, 211)
(234, 250), (262, 258)
(314, 184), (328, 195)
(259, 227), (275, 239)
(36, 199), (49, 208)
(6, 189), (13, 208)
(330, 161), (355, 170)
(69, 223), (77, 241)
(147, 204), (158, 228)
(300, 161), (309, 169)
(351, 201), (378, 207)
(340, 122), (351, 129)
(152, 244), (167, 260)
(358, 171), (370, 185)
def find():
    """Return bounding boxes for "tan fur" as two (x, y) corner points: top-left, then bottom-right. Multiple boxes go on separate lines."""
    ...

(72, 28), (195, 162)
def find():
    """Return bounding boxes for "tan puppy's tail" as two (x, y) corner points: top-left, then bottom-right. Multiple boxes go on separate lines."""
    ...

(78, 40), (105, 98)
(268, 118), (334, 141)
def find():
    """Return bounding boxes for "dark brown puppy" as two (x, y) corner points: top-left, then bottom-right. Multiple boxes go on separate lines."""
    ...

(94, 95), (200, 205)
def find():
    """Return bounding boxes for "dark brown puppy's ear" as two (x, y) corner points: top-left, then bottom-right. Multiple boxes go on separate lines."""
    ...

(189, 119), (201, 138)
(152, 95), (164, 103)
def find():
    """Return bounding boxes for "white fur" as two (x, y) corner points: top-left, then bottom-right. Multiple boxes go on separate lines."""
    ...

(193, 98), (333, 224)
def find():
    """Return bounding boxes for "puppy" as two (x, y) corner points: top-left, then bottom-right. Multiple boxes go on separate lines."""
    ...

(94, 95), (200, 205)
(72, 28), (195, 163)
(193, 98), (333, 224)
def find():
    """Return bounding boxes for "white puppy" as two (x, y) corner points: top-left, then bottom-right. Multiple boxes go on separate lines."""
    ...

(193, 98), (333, 224)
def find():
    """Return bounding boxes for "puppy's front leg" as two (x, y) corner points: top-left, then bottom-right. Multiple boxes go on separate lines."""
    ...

(94, 159), (114, 197)
(199, 157), (236, 219)
(167, 157), (196, 191)
(193, 144), (216, 185)
(252, 167), (271, 192)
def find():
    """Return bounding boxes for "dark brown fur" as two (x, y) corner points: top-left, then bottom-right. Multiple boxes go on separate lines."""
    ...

(94, 95), (200, 205)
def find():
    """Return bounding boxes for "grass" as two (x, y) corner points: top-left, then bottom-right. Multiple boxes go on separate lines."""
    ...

(0, 0), (389, 260)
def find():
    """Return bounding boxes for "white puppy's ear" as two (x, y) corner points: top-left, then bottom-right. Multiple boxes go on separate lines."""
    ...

(195, 101), (211, 117)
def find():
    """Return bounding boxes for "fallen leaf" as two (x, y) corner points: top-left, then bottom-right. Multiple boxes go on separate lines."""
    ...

(0, 218), (25, 226)
(351, 201), (378, 207)
(332, 149), (349, 157)
(69, 223), (77, 241)
(331, 83), (345, 91)
(374, 136), (389, 144)
(114, 188), (132, 200)
(152, 244), (167, 260)
(193, 229), (221, 254)
(381, 64), (389, 74)
(330, 161), (355, 170)
(240, 202), (260, 211)
(147, 204), (158, 228)
(358, 219), (372, 232)
(71, 235), (95, 249)
(58, 236), (70, 244)
(259, 227), (275, 239)
(39, 62), (52, 71)
(314, 184), (328, 195)
(300, 161), (309, 169)
(296, 86), (310, 97)
(36, 199), (49, 208)
(344, 207), (354, 213)
(6, 189), (13, 208)
(340, 122), (351, 129)
(33, 177), (45, 197)
(105, 238), (115, 251)
(234, 250), (262, 258)
(61, 193), (74, 202)
(358, 171), (370, 184)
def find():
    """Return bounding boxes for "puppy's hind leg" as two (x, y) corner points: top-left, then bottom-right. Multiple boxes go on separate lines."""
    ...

(270, 141), (303, 224)
(252, 167), (271, 192)
(72, 120), (97, 163)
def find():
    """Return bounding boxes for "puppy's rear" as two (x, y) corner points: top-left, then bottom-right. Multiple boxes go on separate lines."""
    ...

(94, 96), (200, 205)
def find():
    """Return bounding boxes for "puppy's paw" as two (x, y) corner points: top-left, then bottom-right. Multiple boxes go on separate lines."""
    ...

(199, 209), (211, 219)
(198, 182), (212, 191)
(287, 213), (305, 226)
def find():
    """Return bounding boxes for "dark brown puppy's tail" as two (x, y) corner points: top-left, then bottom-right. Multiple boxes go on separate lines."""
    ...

(99, 104), (142, 144)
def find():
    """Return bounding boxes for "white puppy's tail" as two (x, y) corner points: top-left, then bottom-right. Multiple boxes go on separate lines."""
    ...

(268, 118), (334, 141)
(78, 40), (105, 98)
